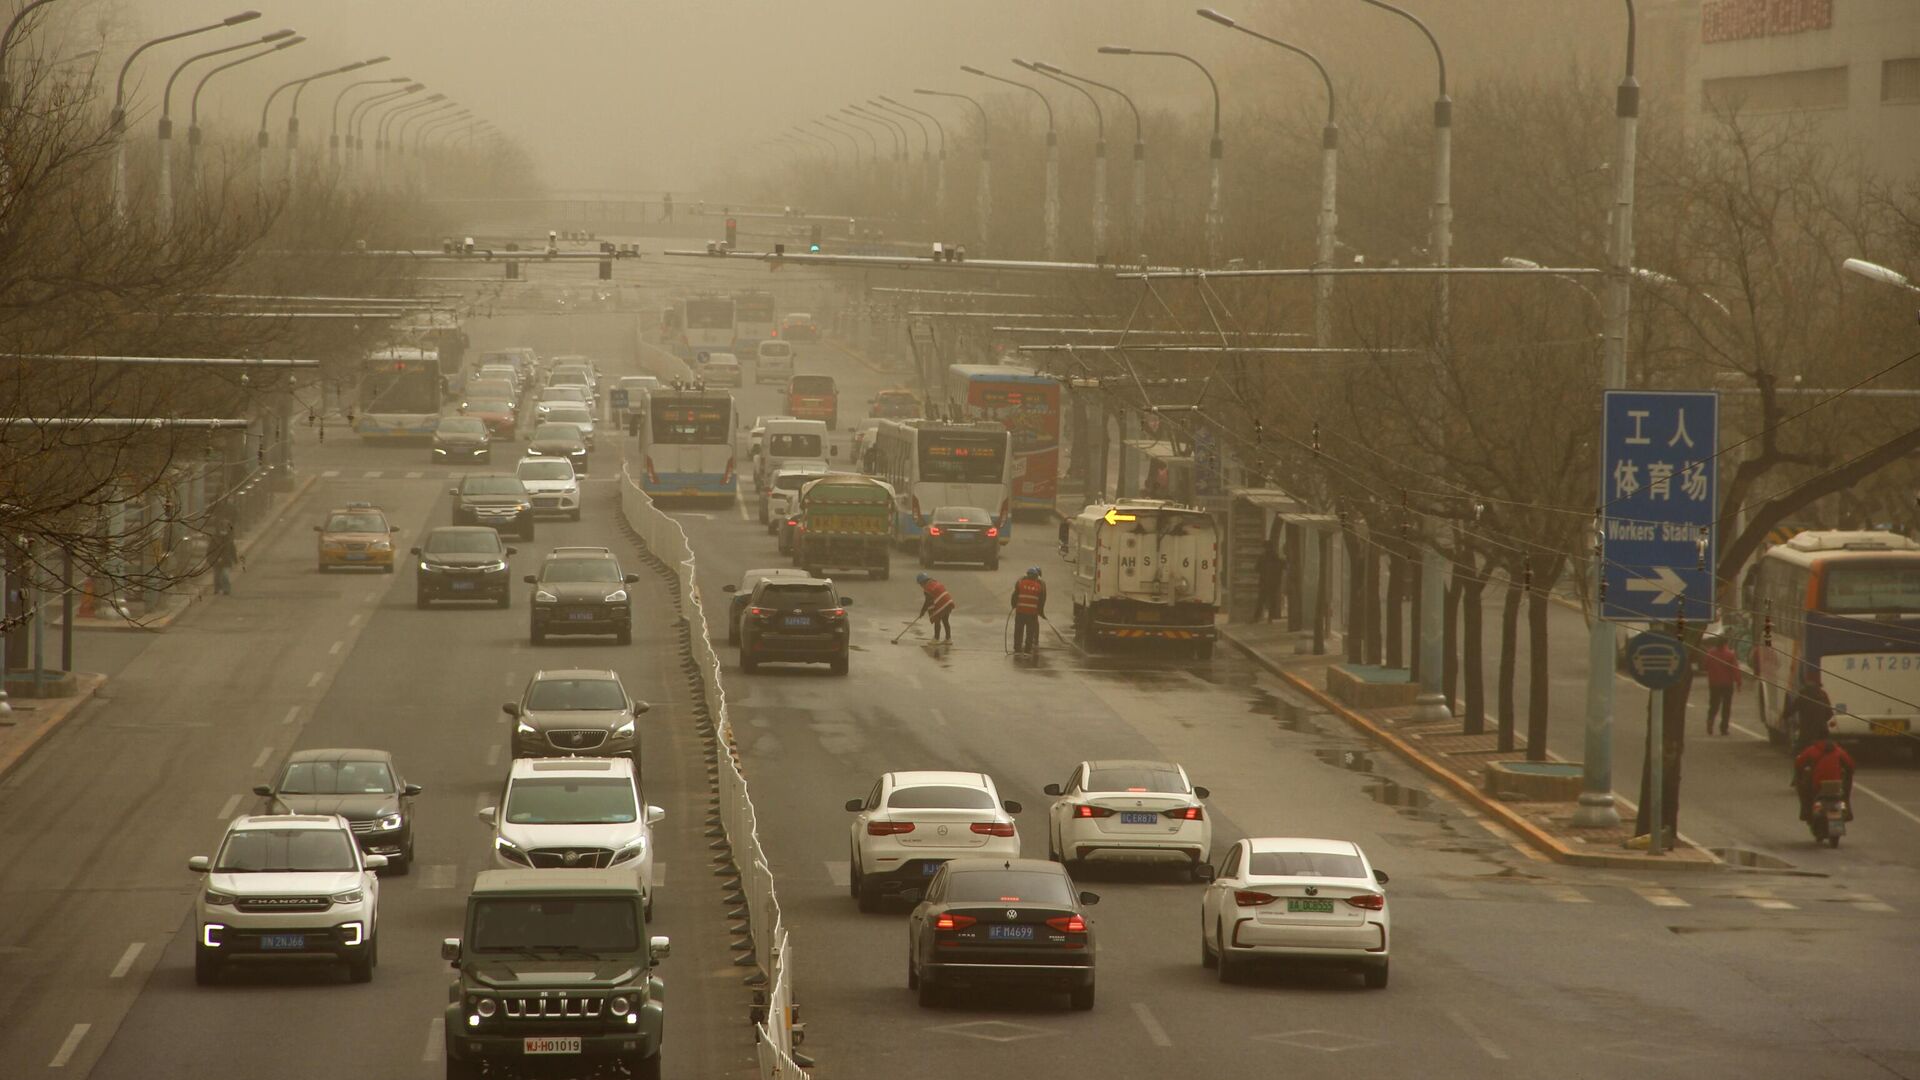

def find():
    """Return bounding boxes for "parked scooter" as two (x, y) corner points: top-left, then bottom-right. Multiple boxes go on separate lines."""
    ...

(1809, 779), (1849, 847)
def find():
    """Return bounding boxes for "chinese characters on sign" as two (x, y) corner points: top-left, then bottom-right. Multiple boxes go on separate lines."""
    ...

(1600, 391), (1719, 623)
(1701, 0), (1832, 45)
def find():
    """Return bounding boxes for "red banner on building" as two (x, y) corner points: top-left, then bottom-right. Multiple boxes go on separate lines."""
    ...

(1702, 0), (1833, 44)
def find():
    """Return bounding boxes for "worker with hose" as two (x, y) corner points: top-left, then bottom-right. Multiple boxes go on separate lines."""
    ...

(1011, 567), (1046, 657)
(916, 572), (955, 644)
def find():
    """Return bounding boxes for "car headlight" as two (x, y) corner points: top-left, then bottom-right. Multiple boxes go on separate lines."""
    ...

(494, 836), (531, 865)
(514, 502), (531, 512)
(603, 590), (627, 603)
(332, 888), (364, 904)
(203, 889), (235, 906)
(433, 447), (448, 455)
(478, 560), (508, 573)
(472, 997), (497, 1018)
(526, 447), (543, 455)
(516, 720), (536, 735)
(534, 590), (558, 603)
(609, 838), (646, 865)
(614, 718), (635, 738)
(375, 813), (404, 831)
(371, 540), (392, 551)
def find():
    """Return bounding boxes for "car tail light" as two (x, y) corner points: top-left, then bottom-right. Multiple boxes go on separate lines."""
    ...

(934, 914), (976, 931)
(986, 526), (998, 538)
(722, 457), (735, 485)
(1074, 805), (1114, 819)
(1234, 891), (1277, 908)
(866, 821), (915, 836)
(969, 822), (1016, 837)
(824, 608), (846, 618)
(926, 525), (942, 536)
(643, 455), (658, 484)
(1345, 893), (1386, 911)
(748, 606), (774, 617)
(1045, 915), (1087, 934)
(1163, 806), (1204, 821)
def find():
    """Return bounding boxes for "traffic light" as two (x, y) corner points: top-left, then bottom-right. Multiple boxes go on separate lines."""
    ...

(725, 217), (737, 247)
(808, 223), (823, 251)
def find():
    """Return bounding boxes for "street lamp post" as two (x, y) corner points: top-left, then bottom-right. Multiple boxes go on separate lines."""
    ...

(157, 28), (293, 233)
(395, 99), (456, 189)
(377, 93), (444, 188)
(962, 64), (1057, 259)
(1100, 45), (1221, 265)
(876, 96), (942, 219)
(796, 124), (839, 172)
(812, 118), (859, 171)
(1033, 62), (1143, 260)
(331, 75), (407, 170)
(915, 89), (990, 250)
(349, 83), (420, 176)
(1, 0), (72, 110)
(846, 105), (905, 199)
(110, 10), (261, 225)
(1019, 59), (1106, 257)
(185, 35), (304, 208)
(285, 58), (383, 203)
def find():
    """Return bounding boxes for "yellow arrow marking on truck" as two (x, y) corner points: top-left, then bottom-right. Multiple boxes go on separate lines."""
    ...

(1103, 509), (1136, 525)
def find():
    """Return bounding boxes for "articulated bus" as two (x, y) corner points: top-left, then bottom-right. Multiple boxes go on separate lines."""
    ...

(354, 347), (445, 442)
(869, 418), (1013, 545)
(1745, 530), (1920, 751)
(733, 290), (776, 343)
(637, 389), (737, 504)
(945, 364), (1061, 514)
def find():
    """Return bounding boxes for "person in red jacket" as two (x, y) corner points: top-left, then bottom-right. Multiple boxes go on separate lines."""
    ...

(916, 572), (955, 643)
(1701, 637), (1742, 736)
(1792, 719), (1856, 822)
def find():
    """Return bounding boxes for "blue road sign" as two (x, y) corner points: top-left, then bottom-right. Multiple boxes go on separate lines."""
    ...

(1623, 631), (1691, 690)
(1600, 390), (1717, 623)
(610, 388), (629, 411)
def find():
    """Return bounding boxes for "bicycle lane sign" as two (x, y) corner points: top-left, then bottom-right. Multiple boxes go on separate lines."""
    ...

(1600, 390), (1717, 623)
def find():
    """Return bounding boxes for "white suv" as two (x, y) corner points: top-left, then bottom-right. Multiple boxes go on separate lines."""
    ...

(844, 771), (1022, 912)
(516, 456), (582, 521)
(481, 757), (664, 918)
(189, 814), (384, 985)
(762, 461), (830, 532)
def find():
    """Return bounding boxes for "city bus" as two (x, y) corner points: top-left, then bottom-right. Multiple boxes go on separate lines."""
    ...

(945, 364), (1061, 514)
(663, 296), (736, 360)
(354, 346), (445, 442)
(637, 388), (737, 505)
(869, 418), (1013, 545)
(1745, 530), (1920, 751)
(734, 290), (776, 343)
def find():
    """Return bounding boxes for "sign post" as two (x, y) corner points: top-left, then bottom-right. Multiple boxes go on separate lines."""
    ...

(1623, 630), (1691, 856)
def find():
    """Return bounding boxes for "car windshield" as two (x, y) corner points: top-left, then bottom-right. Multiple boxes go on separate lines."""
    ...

(933, 507), (994, 525)
(324, 514), (386, 533)
(504, 777), (637, 825)
(214, 828), (359, 872)
(438, 418), (486, 435)
(944, 870), (1074, 906)
(278, 760), (396, 795)
(1823, 565), (1920, 614)
(425, 531), (502, 555)
(790, 375), (835, 394)
(518, 461), (574, 481)
(526, 678), (627, 711)
(756, 583), (837, 608)
(760, 343), (791, 357)
(465, 399), (513, 413)
(471, 897), (639, 954)
(1086, 766), (1187, 793)
(532, 424), (584, 443)
(462, 477), (526, 495)
(546, 407), (592, 425)
(552, 369), (591, 383)
(768, 433), (822, 457)
(1249, 851), (1367, 878)
(542, 387), (586, 402)
(888, 785), (995, 810)
(774, 471), (826, 492)
(541, 559), (622, 583)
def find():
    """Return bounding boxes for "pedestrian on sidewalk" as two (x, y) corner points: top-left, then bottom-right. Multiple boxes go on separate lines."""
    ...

(1252, 541), (1285, 623)
(1702, 636), (1742, 735)
(916, 572), (954, 643)
(208, 522), (240, 596)
(1786, 670), (1834, 751)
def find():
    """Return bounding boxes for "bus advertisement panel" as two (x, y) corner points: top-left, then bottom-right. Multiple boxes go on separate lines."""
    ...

(355, 347), (443, 442)
(640, 391), (737, 504)
(945, 364), (1060, 513)
(734, 290), (776, 343)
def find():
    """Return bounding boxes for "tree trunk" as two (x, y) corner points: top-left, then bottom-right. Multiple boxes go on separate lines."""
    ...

(1497, 574), (1522, 753)
(1461, 561), (1486, 736)
(1442, 571), (1461, 714)
(1385, 549), (1405, 669)
(1526, 585), (1551, 761)
(1408, 560), (1423, 682)
(1344, 530), (1365, 664)
(1364, 546), (1383, 665)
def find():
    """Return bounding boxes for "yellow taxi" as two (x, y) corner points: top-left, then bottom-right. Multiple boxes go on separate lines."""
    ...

(314, 502), (397, 572)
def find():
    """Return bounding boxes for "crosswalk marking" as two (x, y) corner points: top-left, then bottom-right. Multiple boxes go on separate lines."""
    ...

(320, 469), (340, 478)
(1840, 894), (1895, 913)
(1738, 888), (1798, 911)
(404, 471), (423, 479)
(1542, 885), (1593, 904)
(1632, 886), (1690, 908)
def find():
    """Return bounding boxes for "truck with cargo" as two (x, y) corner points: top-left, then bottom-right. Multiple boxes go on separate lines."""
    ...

(793, 475), (893, 580)
(1066, 500), (1220, 658)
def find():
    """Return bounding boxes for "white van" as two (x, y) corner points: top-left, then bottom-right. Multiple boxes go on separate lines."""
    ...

(753, 417), (831, 500)
(755, 340), (795, 384)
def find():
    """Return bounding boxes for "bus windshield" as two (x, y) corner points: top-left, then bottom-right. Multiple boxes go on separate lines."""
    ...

(918, 434), (1004, 484)
(1824, 565), (1920, 614)
(686, 299), (733, 329)
(651, 399), (730, 444)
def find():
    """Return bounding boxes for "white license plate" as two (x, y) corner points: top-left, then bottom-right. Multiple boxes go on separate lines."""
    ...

(523, 1037), (582, 1055)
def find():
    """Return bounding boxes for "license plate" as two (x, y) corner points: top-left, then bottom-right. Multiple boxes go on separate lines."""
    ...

(523, 1037), (581, 1055)
(988, 924), (1035, 941)
(451, 581), (476, 591)
(345, 553), (367, 561)
(260, 933), (305, 950)
(568, 611), (595, 621)
(1867, 718), (1910, 734)
(1121, 812), (1158, 825)
(784, 616), (813, 627)
(1287, 899), (1335, 914)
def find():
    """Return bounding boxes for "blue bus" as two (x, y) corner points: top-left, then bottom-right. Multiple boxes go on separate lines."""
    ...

(354, 347), (444, 442)
(638, 389), (737, 504)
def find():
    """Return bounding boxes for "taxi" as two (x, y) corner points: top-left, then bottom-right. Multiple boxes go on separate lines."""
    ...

(314, 502), (397, 572)
(869, 388), (920, 419)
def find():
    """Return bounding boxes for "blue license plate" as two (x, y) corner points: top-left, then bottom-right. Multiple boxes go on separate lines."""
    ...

(988, 924), (1035, 941)
(784, 616), (812, 627)
(261, 933), (305, 950)
(345, 553), (367, 561)
(1121, 812), (1158, 825)
(450, 580), (476, 591)
(921, 862), (942, 876)
(567, 612), (595, 621)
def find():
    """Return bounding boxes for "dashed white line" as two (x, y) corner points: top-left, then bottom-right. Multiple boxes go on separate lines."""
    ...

(364, 470), (384, 479)
(1740, 888), (1798, 911)
(1432, 880), (1482, 901)
(328, 640), (344, 656)
(650, 863), (666, 887)
(1632, 886), (1690, 909)
(251, 746), (273, 769)
(1131, 1002), (1173, 1047)
(405, 471), (424, 479)
(1446, 1009), (1510, 1060)
(422, 1017), (444, 1062)
(320, 469), (340, 479)
(109, 942), (144, 979)
(306, 671), (324, 688)
(1542, 885), (1592, 904)
(215, 793), (243, 820)
(421, 863), (456, 890)
(348, 614), (363, 628)
(1842, 894), (1896, 913)
(281, 705), (301, 726)
(929, 707), (949, 727)
(485, 743), (502, 767)
(825, 861), (850, 888)
(48, 1023), (90, 1067)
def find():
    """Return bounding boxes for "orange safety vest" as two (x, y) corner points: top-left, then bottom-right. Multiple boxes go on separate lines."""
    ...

(923, 581), (955, 619)
(1013, 577), (1045, 615)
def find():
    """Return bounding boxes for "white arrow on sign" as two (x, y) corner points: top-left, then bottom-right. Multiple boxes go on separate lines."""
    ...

(1624, 566), (1688, 605)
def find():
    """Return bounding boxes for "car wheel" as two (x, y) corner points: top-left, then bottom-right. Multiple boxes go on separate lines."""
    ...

(415, 591), (430, 610)
(1363, 961), (1389, 989)
(907, 952), (919, 989)
(570, 510), (582, 522)
(521, 522), (536, 540)
(347, 936), (376, 983)
(741, 655), (758, 674)
(382, 564), (394, 574)
(630, 1049), (663, 1080)
(986, 553), (999, 571)
(531, 626), (545, 645)
(916, 968), (941, 1007)
(919, 547), (931, 569)
(617, 627), (632, 645)
(728, 622), (740, 646)
(445, 1057), (480, 1080)
(830, 655), (849, 676)
(1069, 981), (1096, 1011)
(1200, 917), (1217, 968)
(388, 852), (411, 876)
(1196, 640), (1215, 661)
(873, 561), (889, 581)
(194, 945), (222, 985)
(849, 848), (862, 898)
(1215, 924), (1238, 984)
(497, 592), (511, 610)
(856, 878), (883, 914)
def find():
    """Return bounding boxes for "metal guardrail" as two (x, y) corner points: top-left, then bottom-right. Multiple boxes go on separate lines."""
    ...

(618, 466), (804, 1076)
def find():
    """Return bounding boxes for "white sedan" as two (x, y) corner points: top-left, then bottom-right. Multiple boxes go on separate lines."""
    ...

(1044, 759), (1211, 877)
(845, 771), (1022, 913)
(1198, 837), (1391, 988)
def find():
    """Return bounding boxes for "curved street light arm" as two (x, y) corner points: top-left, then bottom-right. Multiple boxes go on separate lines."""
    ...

(1355, 0), (1446, 97)
(1016, 59), (1100, 140)
(823, 113), (876, 159)
(117, 10), (260, 115)
(812, 118), (859, 167)
(848, 105), (904, 156)
(1032, 62), (1137, 143)
(350, 82), (419, 142)
(162, 29), (291, 120)
(1100, 46), (1215, 137)
(190, 35), (302, 128)
(333, 76), (408, 140)
(876, 96), (941, 155)
(1194, 15), (1334, 126)
(2, 0), (66, 66)
(291, 57), (384, 118)
(960, 64), (1053, 131)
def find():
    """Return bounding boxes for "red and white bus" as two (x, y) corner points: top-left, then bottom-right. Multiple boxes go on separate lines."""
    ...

(945, 364), (1060, 514)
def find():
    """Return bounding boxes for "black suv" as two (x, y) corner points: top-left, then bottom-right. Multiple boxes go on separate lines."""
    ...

(739, 577), (853, 675)
(413, 527), (516, 608)
(449, 474), (534, 539)
(528, 548), (639, 644)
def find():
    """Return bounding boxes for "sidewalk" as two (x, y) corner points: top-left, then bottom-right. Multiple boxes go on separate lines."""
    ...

(0, 672), (106, 781)
(1222, 621), (1720, 871)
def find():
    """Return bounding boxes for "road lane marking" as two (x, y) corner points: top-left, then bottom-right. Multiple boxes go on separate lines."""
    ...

(320, 470), (339, 478)
(651, 863), (666, 887)
(252, 747), (272, 769)
(109, 943), (144, 979)
(307, 671), (324, 688)
(1739, 888), (1797, 911)
(422, 1017), (443, 1062)
(421, 864), (456, 890)
(737, 499), (752, 522)
(901, 673), (922, 690)
(1131, 1003), (1172, 1047)
(1840, 894), (1895, 913)
(1632, 886), (1689, 908)
(485, 743), (502, 767)
(1543, 885), (1592, 904)
(328, 640), (344, 656)
(1446, 1009), (1509, 1060)
(348, 614), (363, 628)
(281, 705), (301, 726)
(1725, 723), (1920, 828)
(215, 793), (243, 820)
(1432, 880), (1482, 901)
(364, 470), (383, 479)
(405, 471), (424, 479)
(929, 707), (949, 728)
(825, 861), (850, 888)
(48, 1023), (89, 1067)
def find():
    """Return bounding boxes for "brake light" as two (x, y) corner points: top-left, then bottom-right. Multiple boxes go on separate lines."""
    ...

(1345, 893), (1386, 911)
(722, 456), (735, 485)
(934, 914), (976, 931)
(824, 608), (846, 618)
(643, 455), (658, 484)
(866, 821), (915, 835)
(748, 606), (774, 617)
(969, 822), (1016, 837)
(926, 525), (942, 536)
(986, 527), (998, 538)
(1163, 806), (1204, 821)
(1074, 805), (1114, 819)
(1234, 891), (1277, 908)
(1045, 915), (1087, 934)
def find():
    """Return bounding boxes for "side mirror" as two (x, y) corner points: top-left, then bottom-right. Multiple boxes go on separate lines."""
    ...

(632, 701), (651, 715)
(1194, 864), (1217, 883)
(365, 854), (390, 870)
(830, 446), (840, 458)
(311, 525), (322, 532)
(252, 784), (273, 797)
(624, 573), (640, 584)
(1193, 786), (1211, 800)
(648, 935), (671, 963)
(441, 937), (462, 965)
(839, 596), (854, 607)
(723, 584), (738, 593)
(522, 575), (537, 584)
(188, 855), (210, 873)
(447, 488), (459, 497)
(503, 702), (521, 717)
(505, 547), (518, 556)
(477, 806), (498, 827)
(1079, 891), (1101, 906)
(1003, 800), (1022, 815)
(1374, 869), (1390, 885)
(898, 888), (925, 904)
(409, 546), (422, 556)
(389, 525), (398, 533)
(403, 783), (424, 797)
(844, 798), (864, 812)
(646, 805), (665, 825)
(1042, 783), (1063, 797)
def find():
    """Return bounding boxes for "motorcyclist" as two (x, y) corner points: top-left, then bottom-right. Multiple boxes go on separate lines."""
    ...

(1792, 718), (1856, 824)
(916, 572), (955, 643)
(1011, 567), (1046, 656)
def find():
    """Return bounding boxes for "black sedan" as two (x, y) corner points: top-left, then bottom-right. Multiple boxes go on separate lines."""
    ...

(431, 415), (492, 464)
(413, 527), (515, 608)
(252, 748), (422, 874)
(523, 421), (590, 475)
(919, 505), (1001, 570)
(907, 858), (1098, 1010)
(449, 474), (535, 539)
